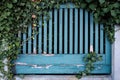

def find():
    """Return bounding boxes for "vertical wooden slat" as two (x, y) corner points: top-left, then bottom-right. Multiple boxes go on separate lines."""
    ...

(54, 9), (58, 54)
(33, 29), (37, 54)
(90, 13), (93, 46)
(85, 10), (88, 53)
(38, 16), (42, 54)
(28, 25), (32, 54)
(80, 9), (83, 53)
(95, 23), (99, 53)
(59, 9), (63, 53)
(23, 33), (26, 54)
(49, 11), (52, 54)
(74, 9), (78, 53)
(69, 8), (73, 54)
(44, 16), (47, 53)
(105, 36), (111, 64)
(100, 24), (104, 53)
(64, 8), (68, 54)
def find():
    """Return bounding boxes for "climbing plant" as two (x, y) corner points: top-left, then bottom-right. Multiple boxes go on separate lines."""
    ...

(76, 51), (102, 79)
(0, 0), (120, 80)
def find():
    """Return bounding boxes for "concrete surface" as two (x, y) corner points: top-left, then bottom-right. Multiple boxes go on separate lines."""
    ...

(15, 75), (112, 80)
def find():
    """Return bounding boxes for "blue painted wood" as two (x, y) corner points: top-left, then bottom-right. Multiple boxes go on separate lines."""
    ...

(105, 35), (111, 65)
(44, 16), (47, 53)
(23, 33), (26, 54)
(15, 64), (110, 74)
(33, 28), (37, 54)
(100, 24), (104, 53)
(28, 25), (32, 54)
(90, 13), (93, 45)
(80, 9), (83, 53)
(54, 9), (58, 54)
(64, 8), (68, 54)
(59, 9), (63, 53)
(49, 11), (52, 54)
(15, 54), (107, 74)
(38, 16), (42, 54)
(16, 4), (111, 74)
(69, 8), (73, 54)
(95, 23), (99, 53)
(74, 9), (78, 53)
(85, 10), (88, 53)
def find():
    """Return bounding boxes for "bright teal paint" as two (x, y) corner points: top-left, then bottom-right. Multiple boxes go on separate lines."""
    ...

(90, 13), (93, 45)
(28, 25), (32, 54)
(15, 3), (111, 74)
(69, 8), (73, 54)
(49, 11), (52, 54)
(80, 9), (83, 53)
(85, 10), (88, 53)
(44, 16), (47, 53)
(59, 9), (63, 54)
(95, 23), (99, 53)
(64, 8), (68, 54)
(54, 9), (58, 54)
(33, 28), (37, 54)
(23, 33), (26, 54)
(100, 24), (104, 53)
(74, 9), (78, 53)
(106, 36), (111, 66)
(38, 16), (42, 54)
(15, 54), (109, 74)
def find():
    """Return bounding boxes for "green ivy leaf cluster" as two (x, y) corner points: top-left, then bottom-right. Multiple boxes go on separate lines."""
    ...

(76, 52), (102, 79)
(0, 0), (120, 80)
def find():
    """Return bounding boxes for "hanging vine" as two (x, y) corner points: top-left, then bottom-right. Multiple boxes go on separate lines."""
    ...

(0, 0), (120, 80)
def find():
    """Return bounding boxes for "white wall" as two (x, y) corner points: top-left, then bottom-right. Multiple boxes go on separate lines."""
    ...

(113, 25), (120, 80)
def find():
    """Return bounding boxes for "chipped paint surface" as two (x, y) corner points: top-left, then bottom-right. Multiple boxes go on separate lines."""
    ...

(15, 62), (27, 65)
(15, 62), (85, 70)
(42, 54), (54, 56)
(32, 65), (52, 69)
(76, 64), (84, 68)
(15, 62), (53, 69)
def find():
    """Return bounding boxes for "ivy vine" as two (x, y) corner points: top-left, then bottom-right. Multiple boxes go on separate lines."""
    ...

(76, 52), (102, 79)
(0, 0), (120, 80)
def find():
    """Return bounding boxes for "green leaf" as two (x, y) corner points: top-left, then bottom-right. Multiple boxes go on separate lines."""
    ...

(115, 19), (120, 24)
(7, 3), (13, 9)
(80, 3), (87, 8)
(111, 10), (116, 17)
(94, 13), (98, 18)
(85, 0), (93, 3)
(89, 4), (97, 10)
(113, 3), (119, 8)
(13, 0), (17, 3)
(99, 0), (105, 4)
(6, 12), (11, 16)
(98, 56), (102, 61)
(102, 8), (109, 13)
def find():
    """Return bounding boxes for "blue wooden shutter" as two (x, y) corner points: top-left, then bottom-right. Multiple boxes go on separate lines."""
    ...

(14, 3), (111, 74)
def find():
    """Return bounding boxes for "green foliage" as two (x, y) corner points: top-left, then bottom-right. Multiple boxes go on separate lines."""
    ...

(76, 52), (102, 79)
(0, 0), (119, 80)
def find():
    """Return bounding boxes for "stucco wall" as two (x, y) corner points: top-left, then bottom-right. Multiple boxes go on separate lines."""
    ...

(113, 25), (120, 80)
